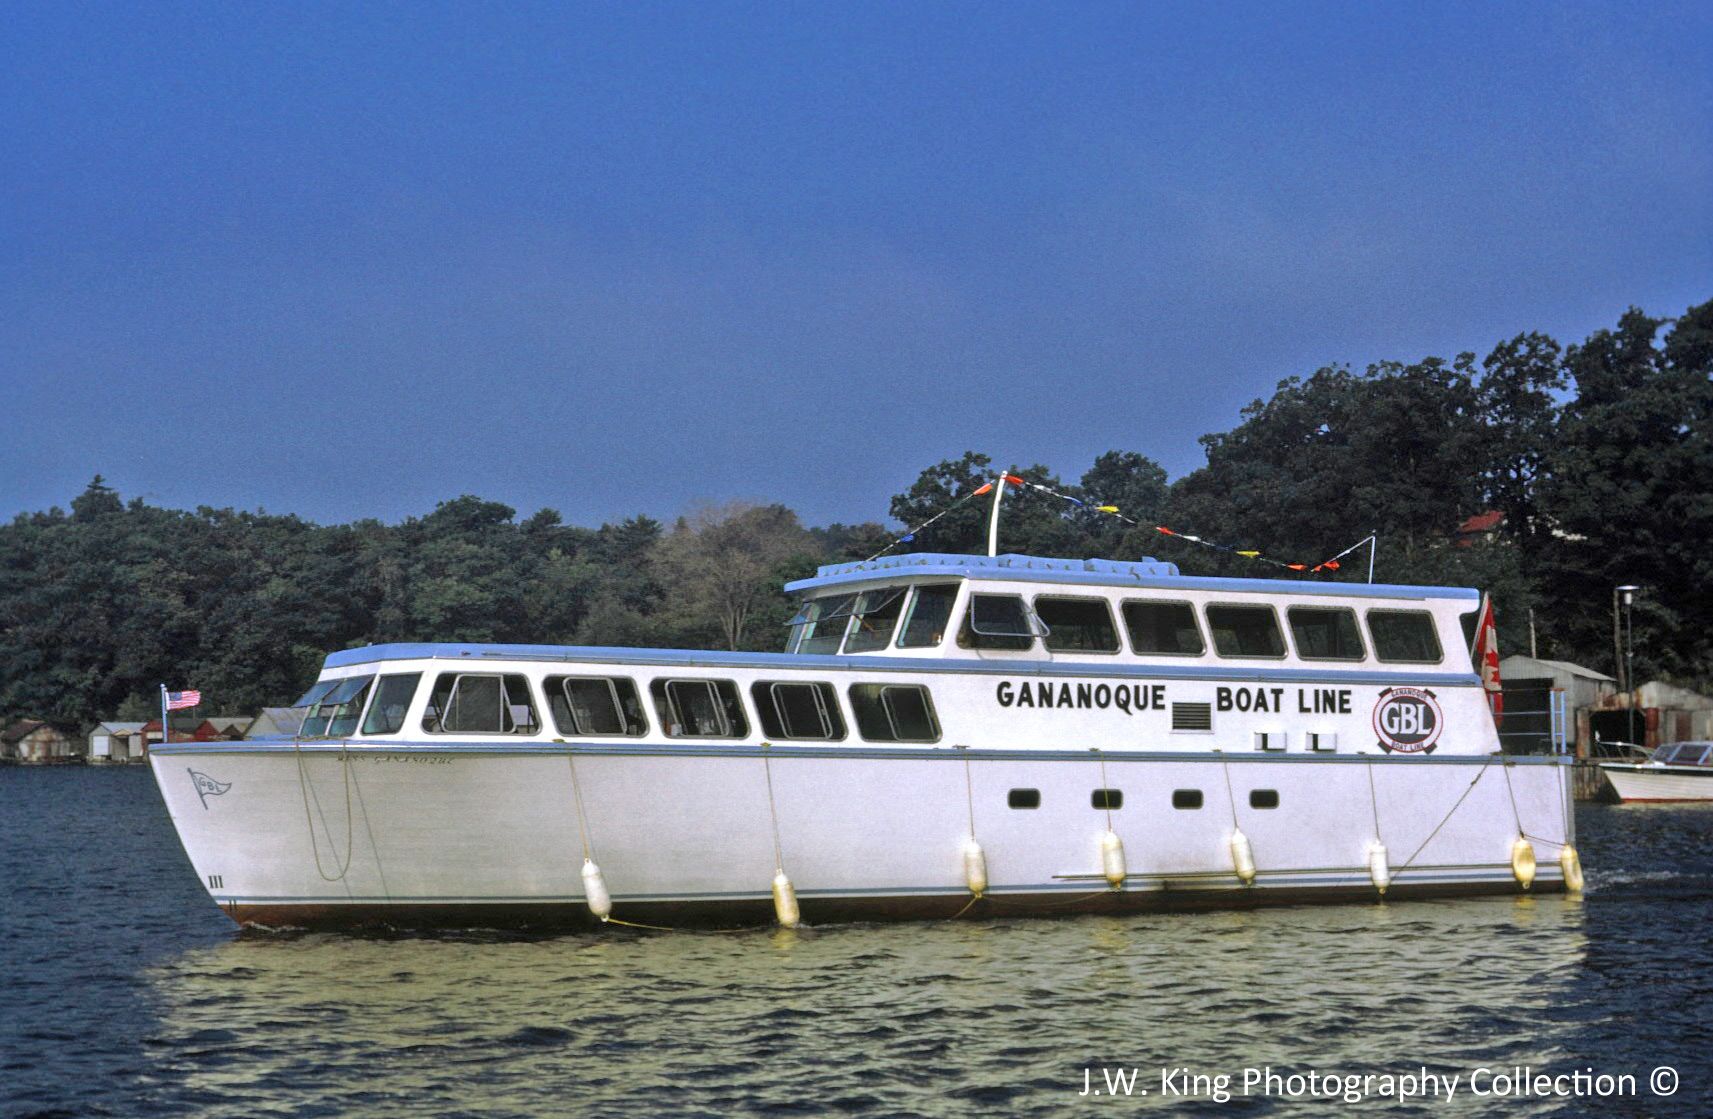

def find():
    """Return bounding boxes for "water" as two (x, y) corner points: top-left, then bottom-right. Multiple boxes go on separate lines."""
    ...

(4, 767), (1711, 1117)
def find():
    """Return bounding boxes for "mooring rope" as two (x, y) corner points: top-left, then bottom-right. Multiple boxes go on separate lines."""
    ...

(1392, 754), (1499, 877)
(761, 745), (787, 874)
(293, 737), (355, 882)
(1220, 755), (1240, 828)
(1366, 762), (1383, 841)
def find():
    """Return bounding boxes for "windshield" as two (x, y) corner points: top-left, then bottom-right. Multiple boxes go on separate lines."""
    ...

(843, 588), (908, 653)
(790, 594), (857, 655)
(297, 675), (374, 738)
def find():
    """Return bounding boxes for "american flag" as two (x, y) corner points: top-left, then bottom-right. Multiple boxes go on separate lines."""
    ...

(165, 689), (203, 710)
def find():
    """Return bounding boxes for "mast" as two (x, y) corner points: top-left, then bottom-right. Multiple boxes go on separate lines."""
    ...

(986, 473), (1006, 557)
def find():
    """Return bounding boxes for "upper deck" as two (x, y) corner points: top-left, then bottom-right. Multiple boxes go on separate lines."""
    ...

(784, 552), (1476, 602)
(255, 552), (1496, 756)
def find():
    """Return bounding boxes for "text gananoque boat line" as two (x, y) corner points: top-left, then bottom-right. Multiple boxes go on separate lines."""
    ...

(150, 548), (1580, 929)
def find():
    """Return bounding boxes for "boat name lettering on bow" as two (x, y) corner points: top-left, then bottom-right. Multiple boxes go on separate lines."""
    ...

(995, 680), (1166, 713)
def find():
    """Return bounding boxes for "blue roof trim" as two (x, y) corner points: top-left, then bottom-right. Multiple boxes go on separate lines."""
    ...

(783, 551), (1477, 600)
(323, 641), (1475, 687)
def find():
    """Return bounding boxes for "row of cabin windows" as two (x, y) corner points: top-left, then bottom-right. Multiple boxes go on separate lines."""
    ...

(1007, 788), (1281, 810)
(296, 671), (940, 742)
(956, 593), (1444, 664)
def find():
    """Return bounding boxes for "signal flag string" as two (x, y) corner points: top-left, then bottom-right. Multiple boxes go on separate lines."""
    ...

(868, 471), (1368, 576)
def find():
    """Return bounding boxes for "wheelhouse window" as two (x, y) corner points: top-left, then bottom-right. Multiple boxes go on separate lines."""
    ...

(423, 673), (540, 735)
(752, 681), (846, 740)
(1287, 607), (1365, 661)
(361, 673), (422, 735)
(1036, 596), (1119, 653)
(790, 594), (856, 655)
(1123, 600), (1205, 656)
(958, 593), (1042, 651)
(843, 588), (908, 653)
(651, 679), (749, 738)
(1205, 604), (1286, 658)
(544, 675), (647, 737)
(849, 684), (941, 742)
(297, 675), (373, 738)
(898, 583), (959, 648)
(1367, 610), (1445, 663)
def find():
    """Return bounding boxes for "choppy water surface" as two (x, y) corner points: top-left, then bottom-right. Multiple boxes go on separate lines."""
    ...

(4, 768), (1712, 1117)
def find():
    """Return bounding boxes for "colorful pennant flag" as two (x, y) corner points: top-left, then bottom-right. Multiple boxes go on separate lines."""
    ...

(868, 468), (1372, 576)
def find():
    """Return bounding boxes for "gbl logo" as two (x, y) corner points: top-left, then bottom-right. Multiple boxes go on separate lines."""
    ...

(1372, 688), (1444, 754)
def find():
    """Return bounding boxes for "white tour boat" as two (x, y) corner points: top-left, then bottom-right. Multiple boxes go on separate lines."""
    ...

(1601, 741), (1713, 802)
(150, 550), (1580, 929)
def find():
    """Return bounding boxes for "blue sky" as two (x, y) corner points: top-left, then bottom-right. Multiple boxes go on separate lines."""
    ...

(5, 1), (1709, 529)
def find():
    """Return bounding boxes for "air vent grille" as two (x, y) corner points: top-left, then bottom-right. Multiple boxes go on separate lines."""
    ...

(1172, 702), (1213, 731)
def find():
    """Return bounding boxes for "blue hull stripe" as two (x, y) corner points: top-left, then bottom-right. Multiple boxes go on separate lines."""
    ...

(151, 740), (1569, 765)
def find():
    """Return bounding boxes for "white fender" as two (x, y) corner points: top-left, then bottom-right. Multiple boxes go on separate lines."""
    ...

(962, 837), (988, 898)
(1230, 827), (1257, 886)
(581, 858), (612, 921)
(1100, 829), (1127, 889)
(1367, 841), (1390, 896)
(1511, 836), (1537, 890)
(771, 871), (801, 928)
(1559, 843), (1584, 893)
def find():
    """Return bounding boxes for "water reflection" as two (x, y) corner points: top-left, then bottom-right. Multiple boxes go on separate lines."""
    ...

(144, 896), (1592, 1116)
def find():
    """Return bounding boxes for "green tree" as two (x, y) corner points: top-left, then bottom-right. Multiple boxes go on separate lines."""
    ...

(652, 502), (815, 650)
(1539, 302), (1713, 686)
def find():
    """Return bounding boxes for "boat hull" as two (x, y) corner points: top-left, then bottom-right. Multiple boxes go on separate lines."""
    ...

(1600, 765), (1713, 803)
(152, 742), (1574, 930)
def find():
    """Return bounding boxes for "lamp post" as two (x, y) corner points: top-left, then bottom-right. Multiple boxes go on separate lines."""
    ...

(1614, 585), (1641, 747)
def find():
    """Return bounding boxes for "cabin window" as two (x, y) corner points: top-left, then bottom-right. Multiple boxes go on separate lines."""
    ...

(1172, 789), (1203, 809)
(545, 676), (647, 737)
(958, 593), (1041, 651)
(1091, 788), (1123, 810)
(897, 583), (959, 648)
(1287, 607), (1366, 661)
(1008, 788), (1041, 809)
(843, 589), (908, 653)
(849, 684), (941, 742)
(301, 675), (373, 738)
(752, 681), (846, 741)
(1367, 610), (1445, 663)
(792, 594), (857, 655)
(1205, 604), (1286, 658)
(651, 679), (749, 738)
(1250, 789), (1280, 809)
(423, 673), (540, 735)
(361, 673), (422, 735)
(1122, 600), (1205, 656)
(1036, 596), (1120, 653)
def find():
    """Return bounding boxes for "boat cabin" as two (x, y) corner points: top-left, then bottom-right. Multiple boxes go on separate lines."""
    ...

(781, 553), (1478, 674)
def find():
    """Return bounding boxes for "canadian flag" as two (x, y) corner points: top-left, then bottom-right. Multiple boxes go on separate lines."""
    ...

(1471, 595), (1502, 726)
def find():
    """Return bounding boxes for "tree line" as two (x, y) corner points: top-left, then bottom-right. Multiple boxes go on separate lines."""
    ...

(2, 299), (1707, 728)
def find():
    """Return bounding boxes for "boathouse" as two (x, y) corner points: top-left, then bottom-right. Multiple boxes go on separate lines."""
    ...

(1, 719), (80, 763)
(87, 721), (147, 763)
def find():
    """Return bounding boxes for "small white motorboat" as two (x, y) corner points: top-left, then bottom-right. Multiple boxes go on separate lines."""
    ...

(1602, 741), (1713, 802)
